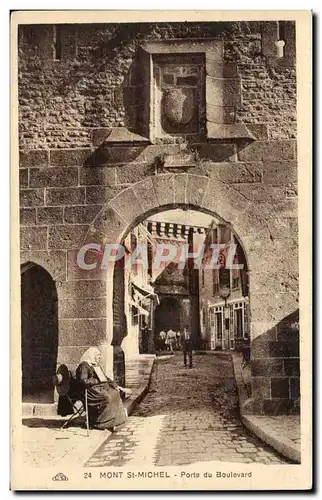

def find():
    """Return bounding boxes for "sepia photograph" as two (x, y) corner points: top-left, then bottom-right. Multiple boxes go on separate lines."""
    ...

(10, 10), (312, 491)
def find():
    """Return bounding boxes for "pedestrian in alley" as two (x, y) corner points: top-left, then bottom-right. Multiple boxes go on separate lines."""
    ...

(176, 330), (181, 350)
(159, 330), (166, 352)
(140, 322), (149, 354)
(181, 325), (193, 368)
(167, 328), (176, 354)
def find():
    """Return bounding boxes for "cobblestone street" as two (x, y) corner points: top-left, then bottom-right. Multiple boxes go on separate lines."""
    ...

(85, 353), (292, 467)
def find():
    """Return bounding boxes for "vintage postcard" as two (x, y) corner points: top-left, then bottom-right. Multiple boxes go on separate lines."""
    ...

(10, 10), (312, 491)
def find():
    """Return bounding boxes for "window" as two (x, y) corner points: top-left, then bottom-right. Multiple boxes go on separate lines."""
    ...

(232, 277), (239, 289)
(130, 233), (138, 275)
(234, 308), (243, 339)
(233, 302), (245, 341)
(131, 304), (139, 326)
(219, 267), (230, 289)
(215, 312), (223, 340)
(147, 241), (153, 277)
(261, 21), (295, 67)
(213, 268), (219, 295)
(130, 233), (137, 252)
(53, 25), (62, 60)
(202, 269), (205, 287)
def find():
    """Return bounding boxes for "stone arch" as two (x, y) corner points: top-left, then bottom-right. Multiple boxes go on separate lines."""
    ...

(21, 262), (59, 403)
(81, 173), (297, 379)
(20, 251), (67, 283)
(81, 174), (259, 360)
(84, 173), (273, 273)
(77, 172), (299, 413)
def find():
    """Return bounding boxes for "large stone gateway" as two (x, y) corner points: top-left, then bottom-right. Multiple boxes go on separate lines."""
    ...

(19, 21), (298, 415)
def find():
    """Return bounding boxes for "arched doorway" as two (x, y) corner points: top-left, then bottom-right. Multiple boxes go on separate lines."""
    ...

(108, 203), (249, 366)
(77, 173), (298, 414)
(21, 263), (58, 403)
(83, 175), (258, 382)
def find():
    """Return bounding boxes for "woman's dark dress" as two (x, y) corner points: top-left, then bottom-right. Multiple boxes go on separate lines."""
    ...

(76, 361), (127, 430)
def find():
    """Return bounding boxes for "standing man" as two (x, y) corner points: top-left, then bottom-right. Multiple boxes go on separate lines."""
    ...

(141, 322), (149, 354)
(159, 330), (166, 352)
(167, 328), (176, 354)
(181, 325), (193, 368)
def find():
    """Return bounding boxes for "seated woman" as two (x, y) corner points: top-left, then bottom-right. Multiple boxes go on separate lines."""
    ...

(76, 347), (128, 431)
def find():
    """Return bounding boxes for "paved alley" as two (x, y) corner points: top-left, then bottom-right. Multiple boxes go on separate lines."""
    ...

(85, 353), (292, 467)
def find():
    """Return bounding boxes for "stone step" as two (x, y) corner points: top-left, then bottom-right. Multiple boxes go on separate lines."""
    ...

(22, 403), (58, 417)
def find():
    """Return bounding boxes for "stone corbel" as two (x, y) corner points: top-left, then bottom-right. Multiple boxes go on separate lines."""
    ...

(207, 123), (256, 141)
(92, 127), (150, 147)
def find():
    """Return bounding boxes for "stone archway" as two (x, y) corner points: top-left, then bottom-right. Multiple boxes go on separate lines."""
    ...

(81, 172), (299, 413)
(21, 262), (58, 403)
(82, 173), (260, 372)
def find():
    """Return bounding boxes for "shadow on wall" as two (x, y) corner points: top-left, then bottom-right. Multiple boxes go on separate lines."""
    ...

(113, 346), (126, 388)
(247, 309), (300, 415)
(112, 256), (127, 388)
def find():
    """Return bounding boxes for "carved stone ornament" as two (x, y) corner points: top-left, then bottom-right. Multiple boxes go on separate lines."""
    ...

(162, 88), (195, 127)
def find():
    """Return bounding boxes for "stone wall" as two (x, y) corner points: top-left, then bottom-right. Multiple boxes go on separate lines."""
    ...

(18, 21), (299, 414)
(246, 309), (300, 414)
(18, 22), (296, 149)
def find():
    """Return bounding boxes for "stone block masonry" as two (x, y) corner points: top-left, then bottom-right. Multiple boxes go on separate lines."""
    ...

(18, 22), (296, 150)
(19, 21), (298, 415)
(247, 309), (300, 415)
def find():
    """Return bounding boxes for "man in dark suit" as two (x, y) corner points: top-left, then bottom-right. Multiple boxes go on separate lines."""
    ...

(140, 322), (149, 353)
(181, 325), (193, 368)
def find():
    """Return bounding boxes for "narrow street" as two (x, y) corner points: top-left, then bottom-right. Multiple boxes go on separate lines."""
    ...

(85, 353), (291, 467)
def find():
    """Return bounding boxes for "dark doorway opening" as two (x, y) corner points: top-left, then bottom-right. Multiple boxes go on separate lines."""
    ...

(21, 263), (58, 403)
(155, 296), (181, 334)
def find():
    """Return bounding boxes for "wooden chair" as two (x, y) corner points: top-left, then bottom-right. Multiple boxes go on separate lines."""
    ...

(53, 364), (90, 436)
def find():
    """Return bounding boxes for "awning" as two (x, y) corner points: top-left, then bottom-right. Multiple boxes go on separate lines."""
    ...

(131, 277), (155, 297)
(131, 276), (159, 304)
(128, 298), (150, 316)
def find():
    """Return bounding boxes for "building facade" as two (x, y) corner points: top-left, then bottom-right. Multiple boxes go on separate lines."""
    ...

(117, 223), (156, 381)
(199, 223), (250, 351)
(19, 21), (299, 415)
